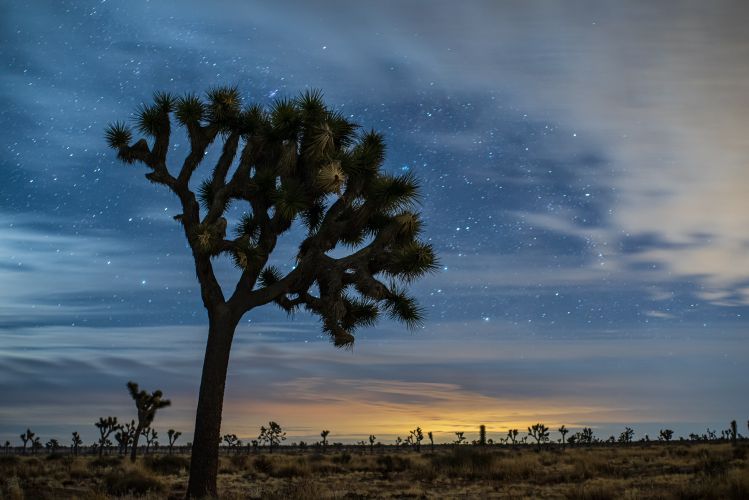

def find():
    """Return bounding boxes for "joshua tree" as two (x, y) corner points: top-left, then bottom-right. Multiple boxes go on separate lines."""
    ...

(369, 434), (377, 454)
(30, 436), (42, 455)
(410, 427), (424, 452)
(45, 439), (61, 454)
(71, 432), (83, 456)
(114, 428), (130, 456)
(143, 427), (158, 455)
(454, 432), (466, 446)
(507, 429), (519, 446)
(95, 417), (119, 457)
(258, 422), (286, 453)
(428, 431), (434, 452)
(558, 425), (568, 446)
(479, 425), (486, 446)
(527, 423), (550, 450)
(222, 433), (239, 454)
(106, 88), (436, 498)
(730, 420), (738, 446)
(618, 427), (635, 444)
(4, 441), (10, 455)
(395, 436), (403, 447)
(658, 429), (674, 442)
(320, 430), (330, 453)
(168, 429), (182, 455)
(20, 428), (34, 455)
(127, 381), (171, 462)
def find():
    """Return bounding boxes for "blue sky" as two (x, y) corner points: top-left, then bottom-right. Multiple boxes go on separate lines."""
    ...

(1, 0), (748, 445)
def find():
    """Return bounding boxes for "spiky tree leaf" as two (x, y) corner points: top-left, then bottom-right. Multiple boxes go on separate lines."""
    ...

(366, 172), (420, 213)
(384, 242), (439, 281)
(258, 266), (283, 287)
(153, 91), (175, 113)
(274, 179), (308, 221)
(384, 285), (424, 330)
(175, 93), (205, 125)
(135, 103), (162, 136)
(105, 121), (132, 149)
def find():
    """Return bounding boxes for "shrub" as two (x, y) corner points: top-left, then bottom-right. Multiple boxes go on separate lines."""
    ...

(253, 455), (274, 475)
(144, 454), (190, 475)
(102, 468), (164, 496)
(331, 452), (352, 465)
(377, 454), (412, 474)
(89, 456), (123, 469)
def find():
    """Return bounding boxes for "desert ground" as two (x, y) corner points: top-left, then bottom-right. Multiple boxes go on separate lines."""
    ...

(1, 442), (748, 499)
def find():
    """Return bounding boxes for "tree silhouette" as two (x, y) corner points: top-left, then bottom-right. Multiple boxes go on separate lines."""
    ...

(143, 427), (158, 455)
(730, 420), (738, 446)
(409, 427), (424, 452)
(45, 438), (60, 454)
(31, 436), (42, 455)
(20, 429), (34, 455)
(126, 381), (171, 462)
(479, 425), (486, 446)
(168, 429), (182, 455)
(106, 88), (436, 498)
(507, 429), (519, 446)
(258, 422), (286, 453)
(558, 425), (568, 446)
(320, 430), (330, 453)
(71, 432), (83, 456)
(658, 429), (674, 442)
(527, 423), (550, 450)
(428, 431), (434, 452)
(95, 417), (118, 458)
(4, 441), (10, 455)
(369, 434), (377, 454)
(618, 427), (635, 444)
(114, 428), (130, 456)
(454, 432), (466, 446)
(222, 433), (240, 454)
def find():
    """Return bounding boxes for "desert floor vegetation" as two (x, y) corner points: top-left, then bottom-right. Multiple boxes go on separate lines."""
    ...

(1, 442), (748, 499)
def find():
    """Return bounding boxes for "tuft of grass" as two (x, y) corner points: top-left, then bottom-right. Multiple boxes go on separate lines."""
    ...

(102, 468), (164, 496)
(143, 454), (190, 475)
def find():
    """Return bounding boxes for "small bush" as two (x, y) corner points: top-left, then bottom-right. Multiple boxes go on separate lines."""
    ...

(89, 456), (123, 469)
(253, 455), (274, 475)
(102, 468), (164, 496)
(331, 452), (352, 465)
(144, 454), (190, 475)
(377, 454), (412, 474)
(229, 454), (248, 469)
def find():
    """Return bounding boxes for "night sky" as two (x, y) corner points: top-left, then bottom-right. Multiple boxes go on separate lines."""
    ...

(2, 1), (748, 445)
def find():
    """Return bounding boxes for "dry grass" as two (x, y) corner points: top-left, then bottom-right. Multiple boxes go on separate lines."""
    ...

(0, 443), (747, 499)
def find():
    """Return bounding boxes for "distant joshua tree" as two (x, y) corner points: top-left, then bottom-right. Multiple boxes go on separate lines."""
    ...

(659, 429), (674, 442)
(45, 439), (61, 454)
(168, 429), (182, 454)
(259, 422), (286, 453)
(507, 429), (519, 446)
(730, 420), (738, 446)
(144, 427), (158, 455)
(619, 427), (635, 444)
(454, 432), (466, 446)
(320, 430), (330, 453)
(95, 417), (119, 458)
(428, 431), (434, 452)
(410, 427), (424, 452)
(20, 429), (34, 455)
(4, 441), (10, 455)
(369, 434), (377, 454)
(527, 423), (550, 450)
(114, 429), (130, 456)
(31, 436), (42, 455)
(222, 433), (240, 454)
(127, 381), (171, 462)
(71, 432), (83, 456)
(479, 425), (486, 446)
(558, 425), (568, 446)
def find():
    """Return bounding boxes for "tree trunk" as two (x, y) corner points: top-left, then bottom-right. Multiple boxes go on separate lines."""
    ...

(130, 425), (143, 462)
(186, 307), (238, 498)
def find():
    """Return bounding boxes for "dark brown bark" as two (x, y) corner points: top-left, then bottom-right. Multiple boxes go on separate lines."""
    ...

(186, 306), (239, 498)
(129, 425), (143, 462)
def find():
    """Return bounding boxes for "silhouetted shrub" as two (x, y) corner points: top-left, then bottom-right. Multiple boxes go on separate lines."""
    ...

(102, 468), (164, 496)
(89, 456), (123, 469)
(377, 454), (411, 474)
(253, 455), (274, 475)
(331, 452), (352, 464)
(144, 454), (190, 475)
